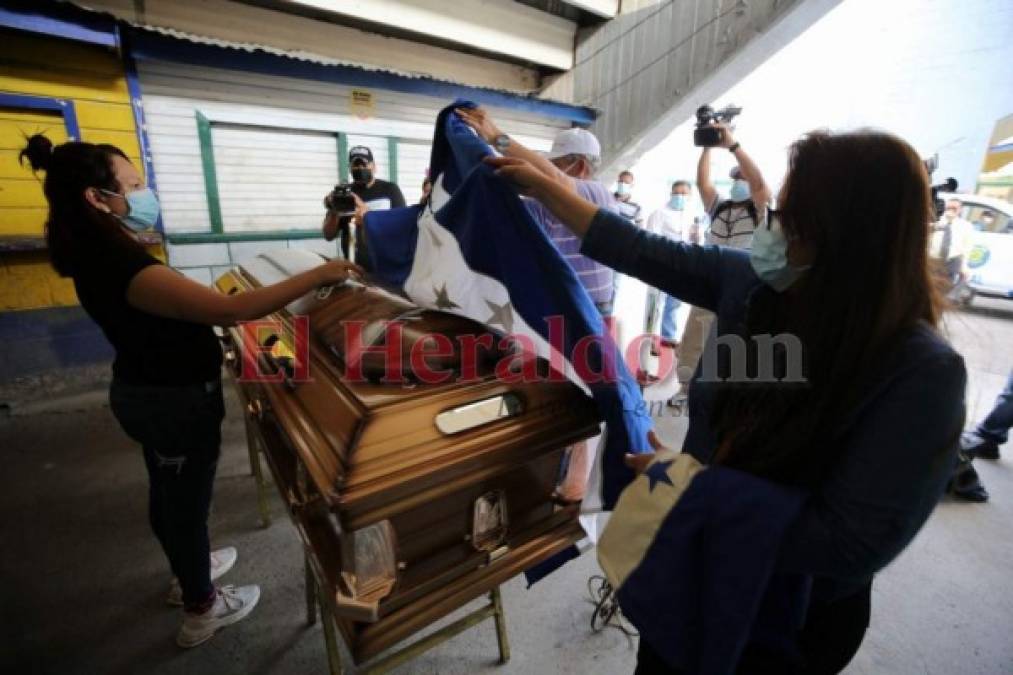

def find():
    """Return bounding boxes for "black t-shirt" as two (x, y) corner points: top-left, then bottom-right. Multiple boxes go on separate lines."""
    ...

(351, 179), (406, 270)
(72, 235), (223, 386)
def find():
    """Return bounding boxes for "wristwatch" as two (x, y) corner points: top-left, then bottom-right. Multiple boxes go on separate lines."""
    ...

(728, 142), (741, 153)
(494, 134), (511, 151)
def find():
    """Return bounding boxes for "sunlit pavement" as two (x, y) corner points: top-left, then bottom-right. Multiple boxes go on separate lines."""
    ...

(1, 297), (1011, 674)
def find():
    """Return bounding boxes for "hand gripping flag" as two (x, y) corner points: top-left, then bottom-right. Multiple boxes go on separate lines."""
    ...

(598, 452), (810, 673)
(365, 101), (653, 513)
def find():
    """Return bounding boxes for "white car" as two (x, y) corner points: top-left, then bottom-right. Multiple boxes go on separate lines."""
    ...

(940, 192), (1013, 305)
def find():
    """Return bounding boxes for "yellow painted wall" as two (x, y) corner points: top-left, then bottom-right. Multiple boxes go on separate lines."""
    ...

(982, 113), (1013, 173)
(0, 29), (157, 311)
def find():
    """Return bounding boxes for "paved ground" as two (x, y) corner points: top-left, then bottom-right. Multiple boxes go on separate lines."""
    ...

(2, 298), (1011, 675)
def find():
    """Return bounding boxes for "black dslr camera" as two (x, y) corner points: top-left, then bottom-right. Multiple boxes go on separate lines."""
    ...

(923, 155), (958, 219)
(693, 104), (743, 147)
(324, 184), (356, 215)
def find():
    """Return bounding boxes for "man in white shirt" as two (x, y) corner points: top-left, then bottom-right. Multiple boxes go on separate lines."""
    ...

(930, 198), (975, 286)
(645, 180), (697, 347)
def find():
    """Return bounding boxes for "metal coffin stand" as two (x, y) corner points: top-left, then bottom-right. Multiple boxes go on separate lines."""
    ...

(216, 251), (600, 672)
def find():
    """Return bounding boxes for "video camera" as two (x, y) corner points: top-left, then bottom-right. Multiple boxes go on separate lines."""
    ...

(693, 104), (743, 147)
(923, 155), (958, 220)
(324, 184), (356, 215)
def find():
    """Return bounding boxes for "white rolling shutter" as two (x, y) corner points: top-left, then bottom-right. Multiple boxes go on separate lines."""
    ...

(213, 124), (338, 233)
(396, 139), (433, 206)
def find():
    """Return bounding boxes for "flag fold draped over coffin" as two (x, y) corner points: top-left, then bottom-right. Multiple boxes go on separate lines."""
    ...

(365, 101), (653, 511)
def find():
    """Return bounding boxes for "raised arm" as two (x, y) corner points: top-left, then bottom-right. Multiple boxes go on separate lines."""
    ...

(487, 155), (736, 310)
(322, 210), (341, 241)
(126, 258), (363, 326)
(714, 123), (771, 211)
(697, 148), (717, 210)
(456, 107), (573, 191)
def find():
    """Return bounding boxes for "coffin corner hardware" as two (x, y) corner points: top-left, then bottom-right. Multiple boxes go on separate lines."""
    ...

(333, 590), (381, 623)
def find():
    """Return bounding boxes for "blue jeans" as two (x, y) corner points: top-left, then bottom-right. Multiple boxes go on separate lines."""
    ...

(109, 378), (225, 609)
(660, 293), (681, 340)
(975, 370), (1013, 445)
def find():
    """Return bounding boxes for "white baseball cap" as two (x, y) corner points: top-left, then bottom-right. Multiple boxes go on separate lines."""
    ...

(546, 128), (601, 163)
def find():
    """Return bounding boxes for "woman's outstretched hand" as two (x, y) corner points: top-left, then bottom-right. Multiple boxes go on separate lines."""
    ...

(315, 259), (365, 286)
(624, 430), (672, 475)
(483, 156), (547, 197)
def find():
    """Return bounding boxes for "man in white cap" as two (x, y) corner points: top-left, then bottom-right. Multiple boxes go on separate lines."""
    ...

(456, 106), (617, 503)
(455, 107), (618, 318)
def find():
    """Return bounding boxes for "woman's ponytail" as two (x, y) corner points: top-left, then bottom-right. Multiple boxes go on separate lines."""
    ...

(19, 133), (55, 173)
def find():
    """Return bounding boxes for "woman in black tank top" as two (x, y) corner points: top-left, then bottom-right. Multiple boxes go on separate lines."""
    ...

(19, 134), (362, 648)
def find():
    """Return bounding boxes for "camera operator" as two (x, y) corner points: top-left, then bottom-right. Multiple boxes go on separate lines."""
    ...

(322, 145), (406, 272)
(696, 123), (771, 247)
(675, 124), (772, 401)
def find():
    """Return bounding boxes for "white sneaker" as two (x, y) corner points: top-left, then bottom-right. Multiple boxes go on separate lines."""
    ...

(176, 584), (261, 648)
(166, 547), (238, 606)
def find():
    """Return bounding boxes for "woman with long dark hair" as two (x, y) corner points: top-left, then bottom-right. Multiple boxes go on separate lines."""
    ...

(485, 125), (966, 673)
(19, 135), (361, 648)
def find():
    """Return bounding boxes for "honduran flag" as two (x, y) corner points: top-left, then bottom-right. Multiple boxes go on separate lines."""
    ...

(365, 101), (653, 512)
(597, 450), (809, 673)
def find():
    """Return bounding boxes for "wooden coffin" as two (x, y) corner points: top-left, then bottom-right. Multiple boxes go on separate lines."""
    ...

(214, 250), (600, 663)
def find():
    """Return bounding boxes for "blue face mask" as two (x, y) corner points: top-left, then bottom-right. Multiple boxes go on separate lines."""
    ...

(615, 182), (631, 196)
(668, 194), (687, 210)
(102, 187), (160, 232)
(750, 212), (809, 292)
(730, 179), (751, 202)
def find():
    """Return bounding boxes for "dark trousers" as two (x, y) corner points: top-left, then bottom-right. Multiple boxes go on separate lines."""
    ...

(634, 582), (872, 675)
(944, 256), (963, 285)
(109, 378), (225, 609)
(975, 369), (1013, 445)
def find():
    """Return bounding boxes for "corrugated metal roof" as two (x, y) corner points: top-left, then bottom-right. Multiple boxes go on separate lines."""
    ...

(133, 23), (443, 79)
(58, 0), (594, 119)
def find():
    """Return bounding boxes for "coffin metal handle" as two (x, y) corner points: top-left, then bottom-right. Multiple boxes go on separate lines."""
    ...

(487, 545), (510, 564)
(435, 394), (523, 435)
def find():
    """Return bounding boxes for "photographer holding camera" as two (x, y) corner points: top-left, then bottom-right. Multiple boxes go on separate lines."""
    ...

(695, 112), (771, 246)
(675, 112), (773, 402)
(322, 145), (406, 272)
